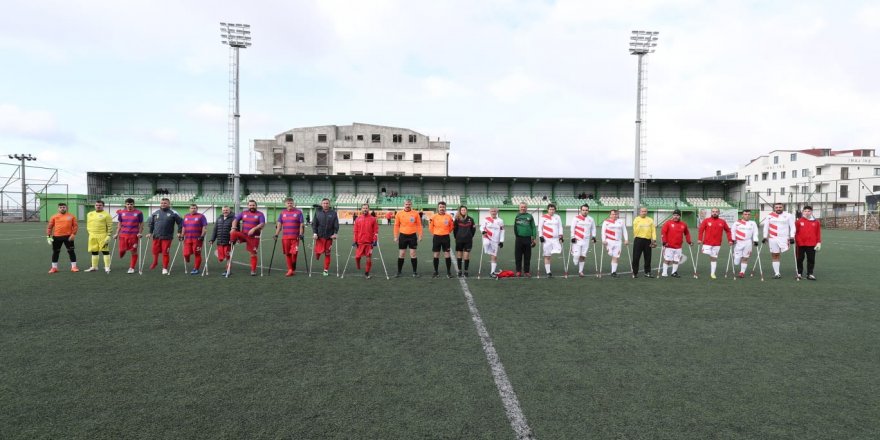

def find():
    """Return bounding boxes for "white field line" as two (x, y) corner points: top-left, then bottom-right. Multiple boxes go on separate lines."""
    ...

(0, 235), (43, 241)
(452, 254), (536, 440)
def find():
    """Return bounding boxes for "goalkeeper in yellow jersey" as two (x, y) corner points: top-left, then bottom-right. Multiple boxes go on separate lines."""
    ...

(85, 200), (114, 273)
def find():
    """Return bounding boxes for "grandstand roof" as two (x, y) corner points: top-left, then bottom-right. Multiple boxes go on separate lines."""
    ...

(87, 172), (744, 186)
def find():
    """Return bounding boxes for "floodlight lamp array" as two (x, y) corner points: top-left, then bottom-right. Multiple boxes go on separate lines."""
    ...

(221, 22), (252, 48)
(629, 30), (659, 54)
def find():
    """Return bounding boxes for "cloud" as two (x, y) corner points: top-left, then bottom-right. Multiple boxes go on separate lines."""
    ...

(488, 71), (548, 103)
(148, 128), (180, 144)
(856, 4), (880, 30)
(422, 76), (471, 99)
(1, 0), (879, 186)
(188, 103), (226, 124)
(0, 104), (73, 144)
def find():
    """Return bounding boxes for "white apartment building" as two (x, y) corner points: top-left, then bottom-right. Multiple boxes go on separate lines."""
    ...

(254, 123), (450, 177)
(737, 148), (880, 214)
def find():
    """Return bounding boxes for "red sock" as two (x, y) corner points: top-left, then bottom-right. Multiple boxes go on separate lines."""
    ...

(292, 253), (297, 270)
(162, 254), (169, 269)
(195, 254), (202, 270)
(324, 254), (331, 270)
(356, 257), (361, 269)
(250, 255), (257, 271)
(131, 254), (138, 269)
(151, 253), (158, 268)
(366, 259), (372, 273)
(286, 255), (293, 271)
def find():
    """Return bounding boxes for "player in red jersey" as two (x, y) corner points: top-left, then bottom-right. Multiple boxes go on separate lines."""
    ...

(697, 208), (733, 279)
(114, 198), (143, 274)
(230, 200), (266, 276)
(181, 204), (208, 275)
(352, 203), (379, 278)
(794, 205), (822, 280)
(660, 209), (692, 277)
(274, 197), (305, 277)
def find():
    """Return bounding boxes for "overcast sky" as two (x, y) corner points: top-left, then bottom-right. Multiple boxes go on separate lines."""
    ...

(1, 0), (878, 193)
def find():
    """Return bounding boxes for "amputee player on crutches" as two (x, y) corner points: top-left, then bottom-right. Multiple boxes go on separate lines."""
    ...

(230, 200), (266, 277)
(274, 197), (305, 277)
(114, 198), (143, 274)
(697, 207), (733, 280)
(569, 203), (597, 278)
(352, 202), (379, 279)
(181, 204), (208, 275)
(311, 198), (339, 277)
(731, 209), (760, 278)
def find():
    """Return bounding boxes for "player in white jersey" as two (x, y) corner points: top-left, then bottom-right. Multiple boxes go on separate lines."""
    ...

(480, 207), (505, 276)
(569, 204), (597, 277)
(731, 209), (760, 278)
(761, 202), (796, 279)
(601, 209), (629, 277)
(538, 203), (563, 277)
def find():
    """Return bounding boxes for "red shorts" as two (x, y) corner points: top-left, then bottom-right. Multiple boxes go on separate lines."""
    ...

(231, 231), (260, 253)
(183, 238), (203, 257)
(152, 238), (172, 255)
(216, 244), (230, 261)
(118, 235), (139, 257)
(355, 243), (373, 258)
(282, 238), (300, 255)
(314, 238), (334, 255)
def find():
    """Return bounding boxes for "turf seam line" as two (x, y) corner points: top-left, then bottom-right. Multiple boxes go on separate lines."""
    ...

(453, 255), (536, 440)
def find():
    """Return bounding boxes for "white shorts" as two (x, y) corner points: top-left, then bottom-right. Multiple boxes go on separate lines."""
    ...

(604, 241), (621, 258)
(542, 238), (562, 255)
(663, 247), (683, 263)
(733, 241), (753, 259)
(701, 245), (720, 258)
(483, 241), (499, 256)
(768, 237), (790, 254)
(571, 241), (590, 258)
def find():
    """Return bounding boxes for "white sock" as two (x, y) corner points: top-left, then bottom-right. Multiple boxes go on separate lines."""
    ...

(578, 261), (584, 272)
(491, 262), (497, 273)
(545, 263), (551, 274)
(733, 257), (741, 266)
(71, 262), (78, 268)
(672, 263), (678, 273)
(52, 262), (58, 269)
(662, 263), (668, 275)
(740, 263), (747, 272)
(611, 262), (618, 273)
(710, 261), (717, 275)
(772, 261), (780, 275)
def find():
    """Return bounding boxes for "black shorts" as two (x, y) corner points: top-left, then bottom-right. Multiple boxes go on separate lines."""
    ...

(432, 235), (451, 252)
(398, 233), (418, 250)
(455, 239), (473, 253)
(52, 236), (74, 251)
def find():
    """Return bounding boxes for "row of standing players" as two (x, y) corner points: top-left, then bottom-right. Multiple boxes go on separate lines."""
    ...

(45, 197), (822, 280)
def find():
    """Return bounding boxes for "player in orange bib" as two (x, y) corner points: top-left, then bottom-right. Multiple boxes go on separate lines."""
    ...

(429, 201), (455, 278)
(46, 202), (79, 273)
(393, 199), (423, 277)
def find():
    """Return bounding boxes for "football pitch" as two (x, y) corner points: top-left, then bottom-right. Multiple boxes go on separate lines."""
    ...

(1, 222), (878, 439)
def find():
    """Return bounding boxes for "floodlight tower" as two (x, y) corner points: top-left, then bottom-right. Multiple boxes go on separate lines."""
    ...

(9, 153), (36, 221)
(221, 22), (252, 212)
(629, 30), (659, 217)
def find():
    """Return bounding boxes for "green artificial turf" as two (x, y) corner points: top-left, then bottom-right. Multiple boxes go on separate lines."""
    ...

(1, 222), (878, 439)
(468, 229), (880, 439)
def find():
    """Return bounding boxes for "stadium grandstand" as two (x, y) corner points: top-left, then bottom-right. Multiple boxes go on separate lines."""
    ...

(81, 172), (745, 226)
